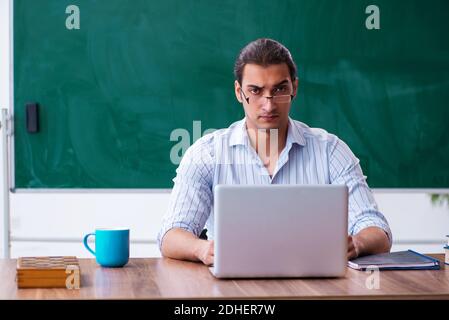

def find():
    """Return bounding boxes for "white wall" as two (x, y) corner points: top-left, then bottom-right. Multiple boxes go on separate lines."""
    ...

(1, 0), (448, 259)
(10, 192), (169, 257)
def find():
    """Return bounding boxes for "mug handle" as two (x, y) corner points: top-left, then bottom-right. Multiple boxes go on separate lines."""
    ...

(83, 233), (96, 256)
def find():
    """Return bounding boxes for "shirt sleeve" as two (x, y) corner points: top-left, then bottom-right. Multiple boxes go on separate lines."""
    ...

(328, 136), (393, 248)
(157, 137), (214, 251)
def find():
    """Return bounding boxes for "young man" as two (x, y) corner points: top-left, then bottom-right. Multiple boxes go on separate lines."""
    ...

(158, 38), (392, 266)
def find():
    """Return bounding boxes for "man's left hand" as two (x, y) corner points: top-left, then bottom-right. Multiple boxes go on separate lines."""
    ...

(347, 235), (360, 260)
(347, 227), (391, 261)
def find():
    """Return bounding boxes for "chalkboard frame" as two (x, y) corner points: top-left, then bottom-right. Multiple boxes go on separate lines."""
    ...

(9, 0), (449, 191)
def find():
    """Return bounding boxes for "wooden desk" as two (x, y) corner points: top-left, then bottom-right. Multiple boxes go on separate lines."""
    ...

(1, 254), (448, 299)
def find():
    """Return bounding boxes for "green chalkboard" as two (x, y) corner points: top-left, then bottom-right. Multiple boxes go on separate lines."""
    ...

(13, 0), (449, 188)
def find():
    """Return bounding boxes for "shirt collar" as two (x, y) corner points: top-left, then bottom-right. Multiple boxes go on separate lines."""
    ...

(286, 117), (306, 147)
(228, 117), (306, 147)
(228, 118), (248, 147)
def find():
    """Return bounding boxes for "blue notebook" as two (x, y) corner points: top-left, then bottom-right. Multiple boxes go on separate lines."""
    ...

(348, 250), (440, 271)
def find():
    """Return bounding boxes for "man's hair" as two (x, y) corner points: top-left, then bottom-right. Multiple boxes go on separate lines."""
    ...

(234, 38), (297, 85)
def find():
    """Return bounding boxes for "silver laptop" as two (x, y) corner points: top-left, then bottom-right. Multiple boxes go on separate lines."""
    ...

(209, 184), (348, 278)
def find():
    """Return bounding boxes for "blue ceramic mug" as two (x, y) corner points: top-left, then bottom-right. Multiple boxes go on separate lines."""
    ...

(83, 228), (129, 267)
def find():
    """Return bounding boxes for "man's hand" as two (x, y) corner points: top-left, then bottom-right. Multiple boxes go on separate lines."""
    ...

(347, 227), (391, 260)
(347, 235), (360, 260)
(195, 240), (214, 266)
(161, 228), (215, 265)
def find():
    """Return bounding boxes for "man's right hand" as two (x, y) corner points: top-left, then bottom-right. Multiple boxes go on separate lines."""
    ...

(160, 228), (215, 266)
(195, 240), (214, 266)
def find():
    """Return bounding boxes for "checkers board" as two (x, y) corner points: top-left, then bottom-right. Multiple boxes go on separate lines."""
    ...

(16, 256), (81, 288)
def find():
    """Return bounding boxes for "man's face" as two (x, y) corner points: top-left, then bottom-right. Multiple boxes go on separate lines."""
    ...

(235, 63), (298, 131)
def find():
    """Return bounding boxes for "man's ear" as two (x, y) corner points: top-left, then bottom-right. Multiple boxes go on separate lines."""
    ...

(292, 77), (299, 98)
(234, 80), (243, 103)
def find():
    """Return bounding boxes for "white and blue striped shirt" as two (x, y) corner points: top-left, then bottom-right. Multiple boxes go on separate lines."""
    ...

(158, 118), (392, 249)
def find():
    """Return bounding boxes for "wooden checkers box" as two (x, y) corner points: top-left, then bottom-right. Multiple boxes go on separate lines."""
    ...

(16, 256), (81, 289)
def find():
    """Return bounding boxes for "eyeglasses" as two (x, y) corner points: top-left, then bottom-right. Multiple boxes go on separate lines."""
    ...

(240, 89), (294, 105)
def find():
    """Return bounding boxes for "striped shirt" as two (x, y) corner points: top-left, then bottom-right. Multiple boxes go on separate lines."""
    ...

(157, 117), (392, 249)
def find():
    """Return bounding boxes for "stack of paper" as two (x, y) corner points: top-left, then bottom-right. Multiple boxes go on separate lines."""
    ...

(445, 235), (449, 265)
